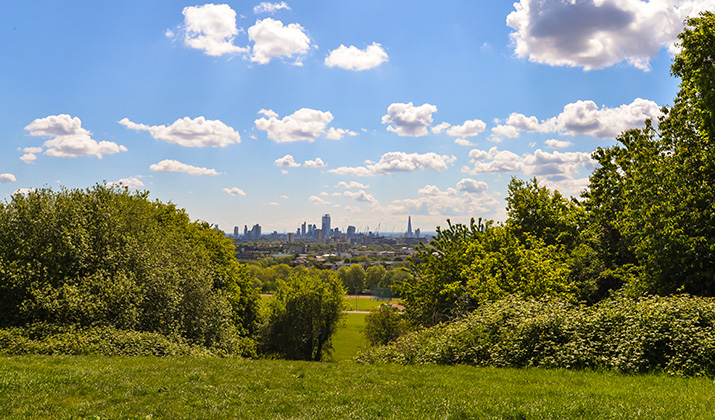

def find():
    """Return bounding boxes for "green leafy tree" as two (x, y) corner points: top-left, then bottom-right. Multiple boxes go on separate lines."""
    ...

(364, 304), (407, 346)
(259, 269), (346, 361)
(365, 265), (387, 289)
(344, 264), (366, 296)
(0, 185), (259, 352)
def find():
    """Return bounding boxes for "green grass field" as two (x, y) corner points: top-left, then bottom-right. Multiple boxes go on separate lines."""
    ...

(2, 355), (715, 419)
(330, 312), (369, 361)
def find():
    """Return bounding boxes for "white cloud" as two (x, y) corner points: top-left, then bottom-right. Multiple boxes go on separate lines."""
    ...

(20, 153), (38, 164)
(325, 127), (358, 140)
(280, 195), (289, 199)
(25, 114), (127, 158)
(182, 4), (248, 56)
(274, 154), (301, 167)
(107, 176), (144, 188)
(344, 190), (377, 204)
(304, 158), (326, 168)
(381, 102), (437, 137)
(254, 2), (291, 14)
(446, 119), (487, 137)
(555, 98), (662, 138)
(120, 116), (240, 147)
(490, 124), (520, 139)
(309, 195), (331, 206)
(463, 147), (595, 195)
(495, 98), (662, 140)
(457, 178), (489, 194)
(255, 108), (333, 142)
(150, 159), (221, 176)
(0, 173), (16, 184)
(336, 181), (369, 189)
(507, 0), (712, 71)
(344, 205), (365, 214)
(454, 138), (475, 147)
(248, 18), (312, 65)
(325, 42), (388, 71)
(223, 187), (247, 196)
(431, 122), (451, 134)
(329, 152), (456, 177)
(383, 185), (498, 217)
(545, 139), (573, 149)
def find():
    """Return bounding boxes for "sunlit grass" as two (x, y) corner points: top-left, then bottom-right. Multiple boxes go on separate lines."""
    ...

(331, 312), (369, 361)
(2, 355), (715, 419)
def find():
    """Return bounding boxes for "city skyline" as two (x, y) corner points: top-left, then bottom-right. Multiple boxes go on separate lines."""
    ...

(231, 214), (423, 238)
(1, 1), (707, 232)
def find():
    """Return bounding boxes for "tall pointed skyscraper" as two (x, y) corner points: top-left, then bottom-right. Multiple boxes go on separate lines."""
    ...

(406, 216), (413, 237)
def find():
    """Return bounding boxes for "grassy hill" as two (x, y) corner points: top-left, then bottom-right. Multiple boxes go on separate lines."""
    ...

(2, 355), (714, 419)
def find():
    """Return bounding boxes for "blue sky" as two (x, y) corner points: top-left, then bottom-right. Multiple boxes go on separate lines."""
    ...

(1, 1), (710, 233)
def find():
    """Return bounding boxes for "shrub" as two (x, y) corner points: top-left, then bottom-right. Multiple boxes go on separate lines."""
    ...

(355, 294), (715, 376)
(364, 304), (407, 346)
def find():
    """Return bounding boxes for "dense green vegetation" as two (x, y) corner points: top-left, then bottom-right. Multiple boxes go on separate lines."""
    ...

(2, 355), (715, 419)
(0, 185), (259, 356)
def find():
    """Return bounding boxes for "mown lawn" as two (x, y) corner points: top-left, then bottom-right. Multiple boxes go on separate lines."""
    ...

(330, 312), (369, 361)
(2, 355), (715, 419)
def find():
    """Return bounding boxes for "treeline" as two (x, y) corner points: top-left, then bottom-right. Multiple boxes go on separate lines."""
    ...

(358, 13), (715, 374)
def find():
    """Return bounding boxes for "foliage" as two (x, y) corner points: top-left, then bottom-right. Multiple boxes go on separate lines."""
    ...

(344, 264), (366, 295)
(356, 294), (715, 376)
(258, 269), (346, 361)
(365, 265), (387, 289)
(0, 323), (256, 357)
(364, 304), (407, 346)
(0, 184), (259, 353)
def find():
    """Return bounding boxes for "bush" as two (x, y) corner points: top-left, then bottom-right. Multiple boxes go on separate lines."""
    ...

(364, 304), (407, 346)
(0, 185), (259, 354)
(258, 269), (345, 361)
(355, 294), (715, 376)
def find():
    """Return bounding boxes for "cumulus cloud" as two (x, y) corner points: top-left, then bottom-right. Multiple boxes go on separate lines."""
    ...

(223, 187), (247, 196)
(383, 184), (499, 217)
(254, 2), (291, 14)
(545, 139), (573, 149)
(274, 154), (301, 167)
(19, 147), (42, 164)
(325, 42), (388, 70)
(255, 108), (333, 142)
(0, 173), (17, 184)
(107, 176), (144, 188)
(344, 190), (377, 204)
(463, 147), (594, 195)
(455, 138), (475, 147)
(25, 114), (127, 158)
(325, 127), (358, 140)
(181, 4), (248, 56)
(446, 119), (487, 137)
(150, 159), (221, 176)
(431, 122), (451, 134)
(120, 116), (240, 147)
(457, 178), (489, 194)
(309, 195), (331, 206)
(381, 102), (438, 137)
(494, 98), (662, 140)
(305, 158), (326, 168)
(329, 152), (456, 177)
(337, 181), (369, 189)
(506, 0), (712, 70)
(248, 18), (312, 65)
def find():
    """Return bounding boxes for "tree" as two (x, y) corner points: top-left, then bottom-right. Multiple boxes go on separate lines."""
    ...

(584, 12), (715, 296)
(364, 304), (407, 346)
(365, 265), (387, 289)
(259, 269), (346, 361)
(0, 184), (259, 352)
(344, 264), (366, 296)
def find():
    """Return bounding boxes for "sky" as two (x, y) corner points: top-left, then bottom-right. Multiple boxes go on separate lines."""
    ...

(1, 0), (712, 234)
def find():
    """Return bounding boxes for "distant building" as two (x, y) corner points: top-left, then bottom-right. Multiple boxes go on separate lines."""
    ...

(251, 223), (261, 240)
(244, 225), (248, 237)
(415, 228), (421, 238)
(301, 222), (306, 237)
(287, 232), (294, 243)
(347, 225), (356, 238)
(406, 216), (413, 237)
(322, 214), (331, 238)
(233, 226), (239, 238)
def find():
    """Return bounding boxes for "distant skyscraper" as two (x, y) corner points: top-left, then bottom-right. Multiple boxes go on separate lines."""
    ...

(301, 222), (306, 236)
(244, 225), (248, 237)
(233, 226), (239, 237)
(322, 214), (331, 238)
(406, 216), (413, 237)
(347, 225), (356, 238)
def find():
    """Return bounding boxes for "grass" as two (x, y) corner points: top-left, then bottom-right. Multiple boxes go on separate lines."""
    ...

(330, 312), (369, 361)
(343, 296), (397, 312)
(2, 355), (715, 419)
